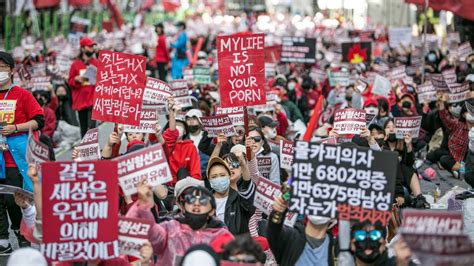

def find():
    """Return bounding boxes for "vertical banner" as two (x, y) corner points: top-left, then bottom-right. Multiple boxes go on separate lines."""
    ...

(217, 33), (266, 108)
(41, 161), (119, 262)
(75, 128), (100, 161)
(92, 51), (147, 126)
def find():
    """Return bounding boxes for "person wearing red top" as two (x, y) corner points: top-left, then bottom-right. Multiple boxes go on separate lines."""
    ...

(154, 23), (170, 81)
(32, 90), (56, 139)
(68, 37), (99, 137)
(0, 51), (44, 253)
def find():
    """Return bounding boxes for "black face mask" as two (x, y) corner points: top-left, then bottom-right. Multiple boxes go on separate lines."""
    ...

(36, 97), (45, 107)
(57, 95), (68, 102)
(84, 50), (95, 57)
(345, 96), (352, 102)
(401, 101), (412, 109)
(375, 138), (385, 147)
(354, 239), (382, 264)
(184, 211), (209, 230)
(188, 125), (200, 134)
(387, 133), (397, 142)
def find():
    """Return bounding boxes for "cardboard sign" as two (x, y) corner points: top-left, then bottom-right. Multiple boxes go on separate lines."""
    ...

(430, 74), (449, 93)
(82, 65), (97, 86)
(169, 80), (193, 108)
(448, 82), (470, 103)
(142, 77), (171, 107)
(458, 42), (473, 61)
(280, 140), (294, 171)
(341, 42), (372, 64)
(290, 142), (397, 225)
(0, 185), (34, 201)
(281, 37), (316, 64)
(388, 27), (412, 48)
(26, 131), (50, 168)
(115, 144), (172, 196)
(355, 77), (368, 94)
(75, 128), (100, 162)
(215, 106), (244, 126)
(394, 116), (422, 139)
(41, 161), (119, 262)
(193, 66), (211, 85)
(0, 100), (16, 124)
(372, 75), (391, 97)
(200, 115), (236, 137)
(118, 217), (153, 259)
(333, 109), (366, 135)
(123, 106), (158, 134)
(93, 51), (147, 126)
(257, 156), (272, 180)
(217, 33), (266, 108)
(417, 83), (437, 103)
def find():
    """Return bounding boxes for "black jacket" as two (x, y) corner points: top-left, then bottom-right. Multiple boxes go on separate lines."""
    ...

(198, 131), (234, 157)
(266, 215), (335, 266)
(223, 179), (256, 235)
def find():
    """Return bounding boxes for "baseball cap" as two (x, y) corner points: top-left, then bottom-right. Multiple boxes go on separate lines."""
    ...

(258, 115), (279, 128)
(0, 52), (15, 68)
(363, 98), (378, 108)
(185, 109), (203, 124)
(80, 37), (96, 47)
(206, 157), (231, 178)
(174, 176), (205, 198)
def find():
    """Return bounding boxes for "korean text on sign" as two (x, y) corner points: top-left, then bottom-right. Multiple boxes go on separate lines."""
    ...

(41, 161), (119, 262)
(118, 217), (153, 259)
(142, 77), (171, 106)
(394, 116), (422, 139)
(280, 139), (294, 171)
(333, 108), (366, 135)
(75, 128), (100, 162)
(200, 115), (236, 138)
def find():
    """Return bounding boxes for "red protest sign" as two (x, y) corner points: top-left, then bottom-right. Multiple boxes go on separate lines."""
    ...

(42, 161), (119, 262)
(93, 51), (147, 126)
(75, 128), (100, 161)
(333, 108), (366, 135)
(217, 33), (266, 108)
(394, 116), (422, 139)
(118, 217), (153, 259)
(115, 144), (172, 196)
(200, 115), (236, 137)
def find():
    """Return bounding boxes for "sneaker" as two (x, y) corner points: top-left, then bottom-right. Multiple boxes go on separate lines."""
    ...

(453, 171), (459, 179)
(0, 244), (12, 255)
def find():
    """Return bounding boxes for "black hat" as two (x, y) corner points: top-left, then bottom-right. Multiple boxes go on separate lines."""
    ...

(368, 123), (385, 134)
(258, 115), (279, 128)
(0, 52), (15, 69)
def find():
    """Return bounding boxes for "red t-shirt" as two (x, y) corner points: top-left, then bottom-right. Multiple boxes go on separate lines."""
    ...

(0, 85), (44, 167)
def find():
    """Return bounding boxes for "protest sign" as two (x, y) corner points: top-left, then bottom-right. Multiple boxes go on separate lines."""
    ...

(265, 63), (276, 78)
(442, 68), (457, 86)
(0, 185), (34, 201)
(447, 32), (461, 47)
(388, 27), (412, 48)
(42, 161), (119, 261)
(276, 64), (290, 76)
(365, 113), (376, 125)
(56, 54), (72, 75)
(169, 79), (193, 108)
(32, 63), (46, 77)
(265, 45), (282, 63)
(341, 42), (372, 64)
(394, 116), (422, 139)
(217, 33), (266, 108)
(458, 42), (473, 61)
(310, 68), (327, 83)
(70, 16), (90, 34)
(0, 100), (16, 124)
(82, 65), (97, 86)
(200, 115), (236, 137)
(193, 66), (211, 85)
(30, 76), (52, 91)
(142, 77), (171, 107)
(26, 130), (50, 172)
(355, 77), (368, 93)
(257, 156), (272, 180)
(372, 75), (391, 97)
(280, 140), (294, 171)
(183, 67), (193, 81)
(467, 100), (474, 116)
(430, 74), (449, 93)
(389, 65), (407, 82)
(215, 106), (244, 126)
(17, 64), (31, 81)
(328, 71), (350, 87)
(333, 108), (366, 135)
(400, 209), (463, 235)
(281, 37), (316, 63)
(75, 128), (100, 162)
(417, 83), (437, 103)
(118, 217), (153, 259)
(123, 106), (158, 134)
(115, 144), (172, 196)
(93, 51), (147, 126)
(448, 82), (470, 103)
(290, 142), (397, 225)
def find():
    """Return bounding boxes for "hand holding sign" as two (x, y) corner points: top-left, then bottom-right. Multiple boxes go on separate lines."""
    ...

(137, 177), (153, 206)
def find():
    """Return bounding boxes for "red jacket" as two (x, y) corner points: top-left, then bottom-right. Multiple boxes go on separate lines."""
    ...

(276, 112), (289, 136)
(162, 129), (201, 184)
(41, 106), (56, 138)
(155, 35), (170, 63)
(67, 58), (99, 111)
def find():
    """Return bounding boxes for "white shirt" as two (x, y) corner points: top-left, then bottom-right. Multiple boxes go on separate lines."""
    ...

(189, 132), (203, 149)
(215, 197), (228, 222)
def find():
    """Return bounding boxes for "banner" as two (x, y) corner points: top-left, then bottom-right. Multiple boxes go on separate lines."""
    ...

(430, 74), (449, 93)
(372, 75), (391, 97)
(341, 42), (372, 64)
(290, 142), (397, 225)
(200, 115), (236, 137)
(118, 217), (153, 259)
(215, 106), (244, 126)
(41, 161), (119, 261)
(280, 140), (294, 171)
(333, 108), (366, 135)
(115, 144), (172, 196)
(217, 33), (266, 108)
(75, 128), (100, 161)
(388, 27), (412, 48)
(448, 82), (470, 103)
(417, 83), (437, 103)
(257, 156), (272, 180)
(192, 66), (211, 85)
(169, 80), (193, 108)
(93, 51), (147, 126)
(281, 37), (316, 64)
(394, 116), (422, 139)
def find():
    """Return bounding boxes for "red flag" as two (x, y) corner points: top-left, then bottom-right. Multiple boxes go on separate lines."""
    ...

(163, 0), (181, 12)
(34, 0), (60, 8)
(303, 96), (324, 141)
(405, 0), (474, 21)
(68, 0), (91, 7)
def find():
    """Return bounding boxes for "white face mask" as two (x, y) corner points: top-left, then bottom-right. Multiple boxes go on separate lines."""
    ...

(307, 215), (331, 225)
(466, 113), (474, 124)
(0, 72), (10, 85)
(288, 82), (296, 91)
(365, 106), (379, 116)
(266, 128), (277, 139)
(450, 105), (462, 118)
(177, 125), (185, 138)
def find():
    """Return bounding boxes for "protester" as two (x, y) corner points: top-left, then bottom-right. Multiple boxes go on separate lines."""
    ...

(154, 23), (171, 81)
(54, 84), (78, 127)
(248, 126), (281, 184)
(171, 22), (189, 79)
(32, 90), (56, 139)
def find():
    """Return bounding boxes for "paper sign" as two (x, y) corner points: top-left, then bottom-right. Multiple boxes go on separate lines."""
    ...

(355, 77), (368, 93)
(183, 68), (193, 81)
(430, 74), (449, 93)
(169, 80), (193, 108)
(265, 63), (276, 78)
(388, 27), (412, 48)
(123, 106), (158, 134)
(281, 37), (316, 64)
(217, 33), (266, 108)
(200, 115), (236, 137)
(310, 68), (327, 83)
(115, 144), (172, 196)
(448, 82), (470, 103)
(41, 161), (119, 262)
(75, 128), (100, 162)
(290, 142), (397, 225)
(0, 185), (34, 201)
(82, 65), (97, 86)
(280, 140), (294, 171)
(394, 116), (422, 139)
(0, 100), (16, 124)
(30, 76), (52, 91)
(372, 75), (391, 97)
(142, 78), (171, 107)
(333, 108), (366, 135)
(93, 51), (146, 126)
(193, 66), (211, 85)
(328, 71), (350, 87)
(365, 113), (376, 125)
(417, 83), (437, 103)
(215, 106), (244, 126)
(458, 42), (473, 61)
(118, 217), (153, 259)
(442, 68), (457, 86)
(26, 131), (50, 168)
(390, 66), (407, 82)
(257, 156), (272, 180)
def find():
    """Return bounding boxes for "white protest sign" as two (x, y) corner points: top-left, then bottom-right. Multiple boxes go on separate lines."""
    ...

(265, 63), (276, 78)
(169, 80), (193, 108)
(417, 83), (437, 103)
(333, 108), (366, 135)
(310, 68), (327, 82)
(394, 116), (422, 139)
(388, 27), (412, 48)
(124, 106), (158, 133)
(143, 77), (172, 107)
(0, 185), (34, 201)
(115, 144), (172, 196)
(75, 128), (100, 161)
(458, 42), (473, 61)
(372, 75), (391, 97)
(448, 82), (470, 103)
(26, 130), (50, 167)
(118, 217), (153, 259)
(329, 71), (350, 87)
(216, 106), (244, 126)
(390, 65), (407, 82)
(200, 115), (236, 138)
(279, 140), (294, 171)
(442, 68), (457, 86)
(355, 77), (368, 93)
(257, 156), (272, 180)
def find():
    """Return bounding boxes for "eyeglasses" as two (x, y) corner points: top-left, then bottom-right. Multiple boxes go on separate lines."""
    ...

(184, 194), (211, 206)
(251, 136), (262, 142)
(228, 161), (241, 169)
(354, 230), (382, 242)
(228, 255), (257, 263)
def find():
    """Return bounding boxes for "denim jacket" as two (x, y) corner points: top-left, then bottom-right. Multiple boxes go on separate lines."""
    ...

(0, 133), (32, 192)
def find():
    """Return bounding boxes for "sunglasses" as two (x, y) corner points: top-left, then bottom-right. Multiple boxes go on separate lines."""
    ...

(228, 255), (257, 263)
(354, 230), (382, 242)
(251, 136), (262, 142)
(184, 194), (211, 206)
(228, 161), (241, 169)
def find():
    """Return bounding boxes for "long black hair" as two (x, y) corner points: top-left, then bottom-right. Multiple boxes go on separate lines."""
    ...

(249, 126), (271, 154)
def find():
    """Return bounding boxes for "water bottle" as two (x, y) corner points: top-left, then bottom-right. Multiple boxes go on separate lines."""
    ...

(271, 182), (291, 224)
(460, 161), (465, 180)
(433, 183), (441, 203)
